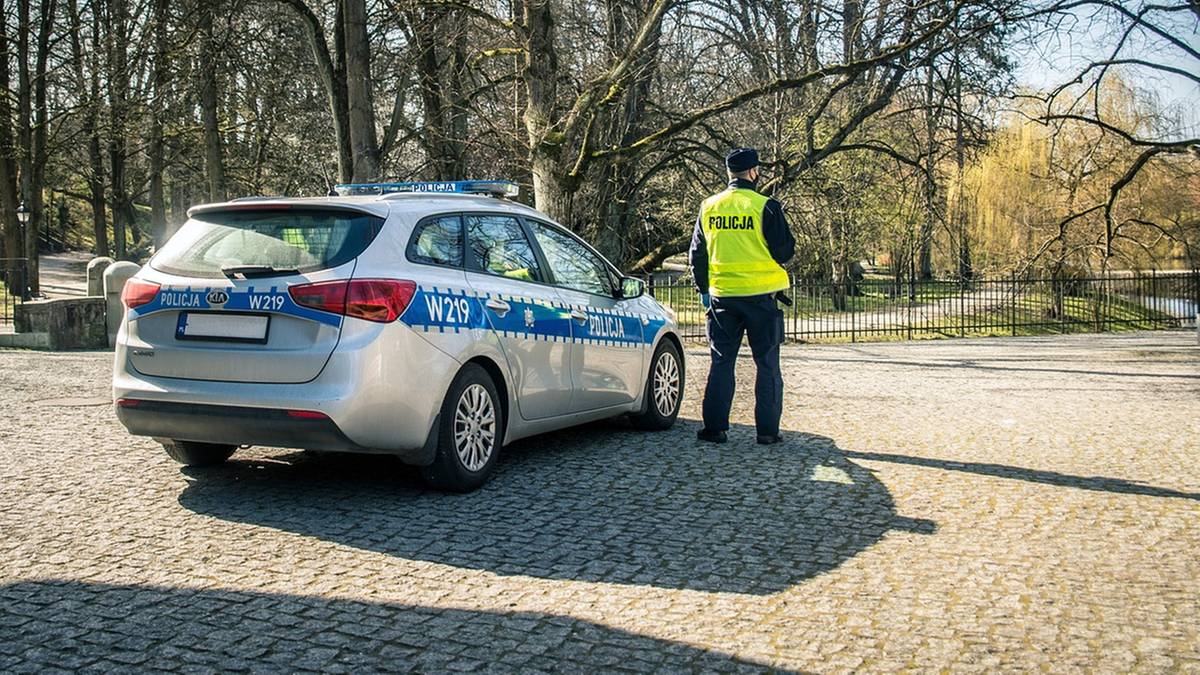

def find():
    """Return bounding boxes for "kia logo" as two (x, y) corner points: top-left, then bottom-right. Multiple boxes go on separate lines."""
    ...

(206, 290), (229, 305)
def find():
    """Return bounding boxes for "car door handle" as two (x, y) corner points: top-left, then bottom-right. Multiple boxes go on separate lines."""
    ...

(486, 299), (511, 316)
(570, 309), (588, 323)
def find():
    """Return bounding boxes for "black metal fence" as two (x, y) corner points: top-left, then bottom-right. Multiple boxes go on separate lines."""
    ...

(1, 258), (28, 325)
(651, 271), (1200, 343)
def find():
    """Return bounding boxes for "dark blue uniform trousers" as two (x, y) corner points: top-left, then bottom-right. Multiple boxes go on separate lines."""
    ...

(702, 293), (785, 436)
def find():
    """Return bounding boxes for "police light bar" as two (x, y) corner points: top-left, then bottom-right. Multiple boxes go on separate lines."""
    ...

(334, 180), (519, 198)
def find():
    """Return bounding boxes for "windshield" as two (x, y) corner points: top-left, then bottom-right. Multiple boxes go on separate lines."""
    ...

(151, 208), (384, 278)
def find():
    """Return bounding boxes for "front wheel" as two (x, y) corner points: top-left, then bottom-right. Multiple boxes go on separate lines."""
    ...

(162, 440), (236, 467)
(630, 340), (683, 430)
(421, 364), (503, 492)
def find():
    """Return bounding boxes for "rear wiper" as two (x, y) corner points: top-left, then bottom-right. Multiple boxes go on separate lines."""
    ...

(220, 264), (300, 279)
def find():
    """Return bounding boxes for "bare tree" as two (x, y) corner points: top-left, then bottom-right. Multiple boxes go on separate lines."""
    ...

(1026, 0), (1199, 272)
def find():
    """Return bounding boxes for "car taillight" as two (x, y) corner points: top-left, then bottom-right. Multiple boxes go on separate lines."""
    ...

(288, 279), (416, 323)
(286, 409), (328, 420)
(121, 280), (160, 309)
(345, 280), (417, 322)
(288, 280), (349, 315)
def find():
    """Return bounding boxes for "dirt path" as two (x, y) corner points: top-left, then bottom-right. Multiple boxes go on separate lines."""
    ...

(37, 251), (92, 298)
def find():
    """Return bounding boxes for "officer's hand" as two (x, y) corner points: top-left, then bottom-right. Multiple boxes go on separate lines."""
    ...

(700, 293), (711, 310)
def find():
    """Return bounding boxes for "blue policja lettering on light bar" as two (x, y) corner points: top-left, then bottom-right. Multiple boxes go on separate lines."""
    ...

(334, 180), (519, 198)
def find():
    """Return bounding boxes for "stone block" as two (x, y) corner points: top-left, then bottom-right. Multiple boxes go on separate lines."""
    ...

(12, 297), (108, 350)
(103, 262), (141, 347)
(86, 257), (114, 296)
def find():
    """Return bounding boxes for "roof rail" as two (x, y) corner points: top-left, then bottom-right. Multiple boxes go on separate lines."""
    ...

(333, 180), (520, 199)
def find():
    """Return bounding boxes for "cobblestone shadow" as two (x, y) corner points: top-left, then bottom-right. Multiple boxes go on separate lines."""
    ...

(0, 580), (785, 672)
(178, 422), (934, 594)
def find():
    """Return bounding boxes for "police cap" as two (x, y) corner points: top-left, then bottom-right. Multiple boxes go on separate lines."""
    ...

(725, 147), (759, 172)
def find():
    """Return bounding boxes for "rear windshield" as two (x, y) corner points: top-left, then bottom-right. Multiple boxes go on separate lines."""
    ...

(151, 208), (384, 278)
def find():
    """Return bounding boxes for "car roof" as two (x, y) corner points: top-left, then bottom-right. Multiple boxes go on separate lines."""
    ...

(188, 193), (545, 222)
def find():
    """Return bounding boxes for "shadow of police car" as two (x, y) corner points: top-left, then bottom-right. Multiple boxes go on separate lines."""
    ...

(0, 580), (789, 671)
(178, 422), (935, 595)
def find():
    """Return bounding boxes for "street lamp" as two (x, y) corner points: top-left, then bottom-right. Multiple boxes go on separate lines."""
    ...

(14, 201), (30, 300)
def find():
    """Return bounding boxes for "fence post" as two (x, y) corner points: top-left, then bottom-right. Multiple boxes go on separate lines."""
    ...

(1010, 271), (1017, 337)
(1057, 275), (1064, 333)
(1193, 269), (1200, 340)
(791, 279), (797, 341)
(959, 277), (965, 337)
(850, 289), (856, 343)
(1100, 272), (1106, 333)
(1193, 269), (1200, 343)
(1150, 269), (1158, 327)
(906, 277), (913, 340)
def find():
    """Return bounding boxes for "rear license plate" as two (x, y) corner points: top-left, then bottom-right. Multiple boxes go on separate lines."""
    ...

(176, 312), (270, 344)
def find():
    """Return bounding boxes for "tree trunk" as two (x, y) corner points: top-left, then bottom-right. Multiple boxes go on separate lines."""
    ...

(30, 0), (55, 254)
(522, 0), (571, 222)
(410, 5), (452, 180)
(279, 0), (352, 183)
(106, 0), (133, 260)
(88, 56), (109, 257)
(0, 0), (19, 268)
(67, 0), (107, 257)
(343, 0), (379, 181)
(17, 0), (39, 292)
(951, 27), (971, 281)
(531, 154), (573, 224)
(918, 62), (937, 280)
(590, 0), (662, 265)
(148, 0), (169, 244)
(199, 1), (226, 202)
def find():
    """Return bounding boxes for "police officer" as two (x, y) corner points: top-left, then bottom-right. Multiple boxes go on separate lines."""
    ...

(689, 147), (795, 444)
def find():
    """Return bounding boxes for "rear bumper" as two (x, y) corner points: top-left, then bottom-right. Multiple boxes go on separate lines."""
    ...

(113, 398), (436, 461)
(117, 400), (353, 451)
(116, 401), (437, 465)
(112, 317), (461, 463)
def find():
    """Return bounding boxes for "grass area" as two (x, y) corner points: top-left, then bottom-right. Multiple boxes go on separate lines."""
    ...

(655, 281), (999, 323)
(663, 287), (1186, 344)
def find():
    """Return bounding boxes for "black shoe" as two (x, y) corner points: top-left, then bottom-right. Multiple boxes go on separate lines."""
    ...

(756, 434), (783, 445)
(696, 429), (728, 444)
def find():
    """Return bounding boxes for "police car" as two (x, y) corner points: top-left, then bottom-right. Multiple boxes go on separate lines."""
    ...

(112, 180), (684, 492)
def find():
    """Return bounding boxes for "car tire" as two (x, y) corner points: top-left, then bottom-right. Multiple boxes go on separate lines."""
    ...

(630, 339), (683, 431)
(420, 364), (503, 493)
(162, 440), (236, 467)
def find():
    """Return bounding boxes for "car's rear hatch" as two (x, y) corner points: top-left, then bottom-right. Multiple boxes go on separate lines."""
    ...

(124, 201), (387, 384)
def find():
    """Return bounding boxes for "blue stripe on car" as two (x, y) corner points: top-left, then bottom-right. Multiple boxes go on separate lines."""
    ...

(131, 284), (668, 346)
(401, 286), (664, 347)
(130, 286), (343, 327)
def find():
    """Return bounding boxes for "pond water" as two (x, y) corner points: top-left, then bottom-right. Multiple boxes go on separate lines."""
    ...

(1128, 295), (1198, 320)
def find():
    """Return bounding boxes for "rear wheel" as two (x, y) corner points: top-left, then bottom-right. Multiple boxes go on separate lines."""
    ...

(421, 364), (503, 492)
(162, 440), (236, 467)
(630, 339), (683, 430)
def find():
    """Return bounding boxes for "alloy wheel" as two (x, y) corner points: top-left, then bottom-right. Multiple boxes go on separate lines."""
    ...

(453, 383), (495, 472)
(653, 351), (681, 417)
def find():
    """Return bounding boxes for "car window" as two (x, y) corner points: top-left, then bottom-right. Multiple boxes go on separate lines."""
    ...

(529, 221), (613, 296)
(466, 215), (542, 283)
(408, 215), (463, 267)
(151, 208), (384, 278)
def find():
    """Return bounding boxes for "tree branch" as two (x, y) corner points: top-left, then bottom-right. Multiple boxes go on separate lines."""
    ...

(591, 1), (964, 162)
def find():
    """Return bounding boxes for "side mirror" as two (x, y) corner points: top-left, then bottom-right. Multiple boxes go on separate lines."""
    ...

(619, 277), (645, 299)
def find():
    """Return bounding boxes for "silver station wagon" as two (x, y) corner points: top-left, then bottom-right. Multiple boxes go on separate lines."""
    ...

(113, 181), (684, 492)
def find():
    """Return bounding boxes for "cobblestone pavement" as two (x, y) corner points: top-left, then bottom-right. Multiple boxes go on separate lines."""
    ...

(1, 331), (1198, 672)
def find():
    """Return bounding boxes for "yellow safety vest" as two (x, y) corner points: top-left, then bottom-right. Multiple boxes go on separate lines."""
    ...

(699, 188), (790, 297)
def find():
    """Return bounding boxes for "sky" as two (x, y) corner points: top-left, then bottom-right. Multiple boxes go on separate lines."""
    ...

(1009, 3), (1199, 138)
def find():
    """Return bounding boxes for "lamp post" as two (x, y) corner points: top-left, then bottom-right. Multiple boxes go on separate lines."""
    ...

(15, 201), (30, 300)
